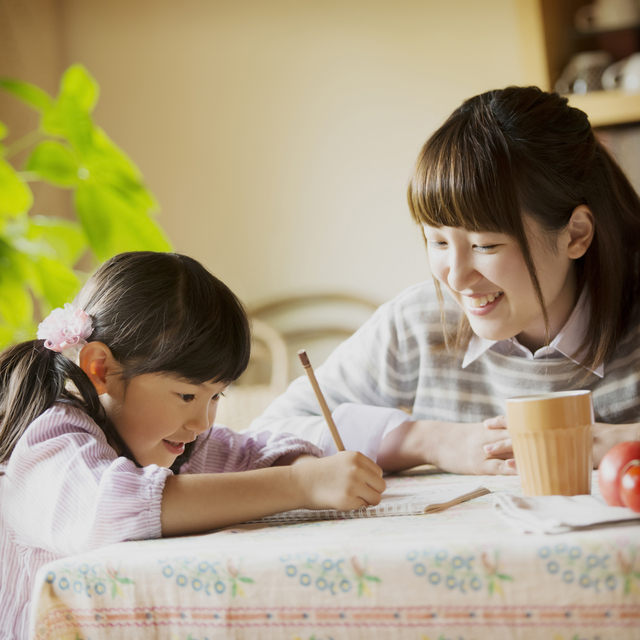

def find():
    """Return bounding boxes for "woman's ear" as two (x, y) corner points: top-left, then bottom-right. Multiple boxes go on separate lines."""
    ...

(79, 342), (119, 395)
(567, 205), (595, 259)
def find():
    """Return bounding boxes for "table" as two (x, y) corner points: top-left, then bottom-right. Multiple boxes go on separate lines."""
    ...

(30, 470), (640, 639)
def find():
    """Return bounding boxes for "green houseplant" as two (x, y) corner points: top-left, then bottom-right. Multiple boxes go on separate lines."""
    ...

(0, 64), (171, 347)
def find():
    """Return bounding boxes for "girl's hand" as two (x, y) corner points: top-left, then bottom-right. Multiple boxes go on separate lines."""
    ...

(291, 451), (386, 511)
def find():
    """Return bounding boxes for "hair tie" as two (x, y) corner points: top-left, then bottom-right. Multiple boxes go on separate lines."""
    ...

(37, 303), (93, 361)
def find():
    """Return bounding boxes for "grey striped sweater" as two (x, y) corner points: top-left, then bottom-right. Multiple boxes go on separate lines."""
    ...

(250, 281), (640, 453)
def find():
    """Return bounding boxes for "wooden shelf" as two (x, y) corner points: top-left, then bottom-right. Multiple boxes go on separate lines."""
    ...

(517, 0), (640, 127)
(567, 90), (640, 126)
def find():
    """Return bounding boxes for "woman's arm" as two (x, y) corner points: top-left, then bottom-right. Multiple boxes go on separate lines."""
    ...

(160, 450), (386, 536)
(377, 419), (517, 475)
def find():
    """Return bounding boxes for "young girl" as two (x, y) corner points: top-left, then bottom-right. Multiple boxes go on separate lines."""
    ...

(0, 251), (384, 640)
(250, 86), (640, 475)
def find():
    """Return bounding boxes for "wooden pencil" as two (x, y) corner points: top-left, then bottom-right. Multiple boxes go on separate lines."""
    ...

(297, 349), (345, 451)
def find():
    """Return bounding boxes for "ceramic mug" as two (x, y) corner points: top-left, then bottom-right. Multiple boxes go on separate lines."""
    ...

(554, 51), (613, 94)
(602, 52), (640, 91)
(506, 390), (594, 496)
(575, 0), (640, 32)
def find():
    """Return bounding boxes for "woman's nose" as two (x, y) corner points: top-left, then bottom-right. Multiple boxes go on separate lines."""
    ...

(447, 252), (479, 292)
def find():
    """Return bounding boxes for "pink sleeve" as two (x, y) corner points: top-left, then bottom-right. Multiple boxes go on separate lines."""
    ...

(179, 424), (323, 474)
(2, 404), (172, 557)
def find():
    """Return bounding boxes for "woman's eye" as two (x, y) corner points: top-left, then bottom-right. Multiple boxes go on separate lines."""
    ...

(180, 394), (196, 403)
(474, 244), (497, 252)
(211, 392), (224, 401)
(428, 241), (447, 248)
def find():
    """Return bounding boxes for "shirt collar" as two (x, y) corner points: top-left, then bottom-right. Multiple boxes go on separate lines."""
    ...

(462, 288), (604, 377)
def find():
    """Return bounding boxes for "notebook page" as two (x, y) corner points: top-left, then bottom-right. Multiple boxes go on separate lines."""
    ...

(252, 482), (489, 523)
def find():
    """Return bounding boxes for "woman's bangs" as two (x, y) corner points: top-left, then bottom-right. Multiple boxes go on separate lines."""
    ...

(409, 119), (520, 236)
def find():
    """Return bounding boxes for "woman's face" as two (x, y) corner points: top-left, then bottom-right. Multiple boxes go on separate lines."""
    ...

(423, 218), (577, 351)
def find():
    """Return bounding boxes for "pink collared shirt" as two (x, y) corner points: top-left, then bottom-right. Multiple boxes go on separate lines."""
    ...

(462, 288), (604, 378)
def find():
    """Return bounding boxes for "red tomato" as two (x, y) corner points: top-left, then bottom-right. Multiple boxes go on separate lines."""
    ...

(598, 441), (640, 507)
(621, 463), (640, 512)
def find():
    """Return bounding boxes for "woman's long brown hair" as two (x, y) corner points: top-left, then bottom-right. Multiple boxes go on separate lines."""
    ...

(408, 86), (640, 372)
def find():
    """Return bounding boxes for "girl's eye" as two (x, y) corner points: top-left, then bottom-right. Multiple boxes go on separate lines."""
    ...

(474, 244), (497, 253)
(180, 394), (196, 403)
(212, 392), (224, 402)
(428, 241), (447, 248)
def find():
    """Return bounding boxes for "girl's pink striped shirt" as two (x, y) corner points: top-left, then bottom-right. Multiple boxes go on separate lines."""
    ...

(0, 402), (322, 640)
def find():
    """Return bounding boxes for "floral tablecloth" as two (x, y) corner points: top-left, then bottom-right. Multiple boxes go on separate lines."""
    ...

(30, 471), (640, 640)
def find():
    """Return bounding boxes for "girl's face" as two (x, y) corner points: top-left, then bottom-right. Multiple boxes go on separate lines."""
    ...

(423, 218), (577, 351)
(100, 372), (227, 468)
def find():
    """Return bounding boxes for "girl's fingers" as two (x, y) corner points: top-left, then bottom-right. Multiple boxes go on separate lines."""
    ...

(357, 484), (384, 506)
(366, 473), (387, 494)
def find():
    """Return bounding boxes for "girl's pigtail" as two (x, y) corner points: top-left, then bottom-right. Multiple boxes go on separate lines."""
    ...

(0, 340), (104, 464)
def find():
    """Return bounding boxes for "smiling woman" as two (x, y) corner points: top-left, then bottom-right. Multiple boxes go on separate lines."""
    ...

(249, 85), (640, 477)
(422, 208), (594, 353)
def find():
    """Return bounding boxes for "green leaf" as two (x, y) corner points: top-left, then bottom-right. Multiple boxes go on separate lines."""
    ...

(365, 576), (382, 582)
(0, 322), (16, 349)
(0, 121), (7, 141)
(0, 159), (33, 217)
(238, 577), (254, 583)
(0, 266), (33, 327)
(41, 104), (94, 154)
(27, 215), (86, 266)
(497, 574), (513, 581)
(35, 257), (81, 308)
(40, 65), (99, 153)
(82, 127), (157, 212)
(58, 64), (99, 114)
(0, 78), (53, 112)
(74, 182), (171, 261)
(26, 141), (79, 187)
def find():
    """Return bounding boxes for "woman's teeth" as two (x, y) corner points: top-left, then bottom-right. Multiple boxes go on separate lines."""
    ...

(468, 292), (503, 308)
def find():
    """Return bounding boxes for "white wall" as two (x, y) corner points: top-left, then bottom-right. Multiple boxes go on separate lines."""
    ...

(59, 0), (526, 308)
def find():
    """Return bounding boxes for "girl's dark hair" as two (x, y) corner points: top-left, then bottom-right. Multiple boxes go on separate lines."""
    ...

(0, 252), (251, 471)
(408, 85), (640, 372)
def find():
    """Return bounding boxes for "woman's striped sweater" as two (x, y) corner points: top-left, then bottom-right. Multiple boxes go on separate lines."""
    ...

(250, 281), (640, 456)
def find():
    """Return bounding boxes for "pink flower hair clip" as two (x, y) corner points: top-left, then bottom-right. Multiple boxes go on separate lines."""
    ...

(37, 304), (93, 361)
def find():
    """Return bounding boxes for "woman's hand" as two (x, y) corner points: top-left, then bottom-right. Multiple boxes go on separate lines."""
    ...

(427, 417), (516, 475)
(292, 451), (386, 511)
(482, 414), (514, 457)
(593, 422), (640, 468)
(377, 418), (516, 475)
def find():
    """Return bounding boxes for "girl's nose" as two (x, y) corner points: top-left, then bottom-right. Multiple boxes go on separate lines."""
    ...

(187, 409), (211, 434)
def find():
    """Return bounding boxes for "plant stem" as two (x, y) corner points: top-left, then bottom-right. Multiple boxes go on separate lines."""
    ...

(4, 130), (43, 159)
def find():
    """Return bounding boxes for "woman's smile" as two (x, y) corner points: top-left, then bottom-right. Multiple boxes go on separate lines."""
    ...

(424, 221), (577, 351)
(463, 291), (504, 314)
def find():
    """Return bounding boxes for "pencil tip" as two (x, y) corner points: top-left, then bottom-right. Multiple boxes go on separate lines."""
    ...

(297, 349), (310, 367)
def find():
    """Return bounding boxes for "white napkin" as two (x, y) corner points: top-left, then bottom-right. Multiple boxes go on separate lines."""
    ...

(494, 493), (640, 534)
